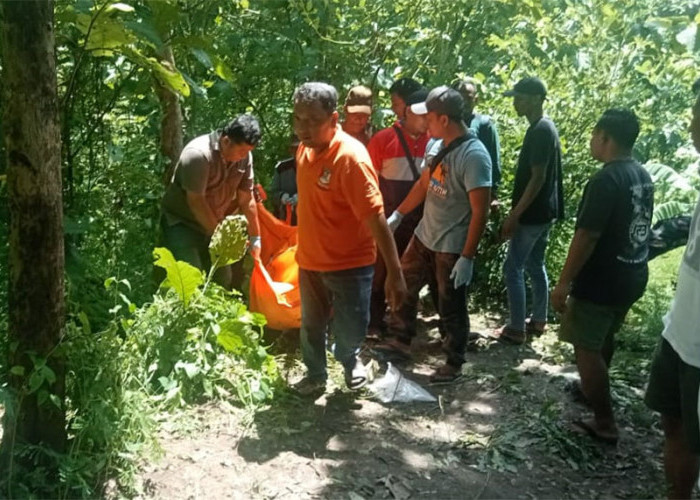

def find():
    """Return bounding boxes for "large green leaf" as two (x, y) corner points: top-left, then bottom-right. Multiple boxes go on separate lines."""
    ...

(75, 13), (136, 51)
(644, 162), (693, 192)
(153, 247), (204, 306)
(123, 47), (190, 96)
(654, 200), (694, 222)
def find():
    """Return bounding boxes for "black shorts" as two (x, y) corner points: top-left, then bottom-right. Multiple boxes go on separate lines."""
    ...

(645, 337), (700, 453)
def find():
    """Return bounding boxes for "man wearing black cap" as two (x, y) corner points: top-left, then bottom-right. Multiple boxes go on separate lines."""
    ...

(389, 77), (424, 120)
(375, 86), (492, 381)
(366, 88), (430, 338)
(496, 77), (564, 344)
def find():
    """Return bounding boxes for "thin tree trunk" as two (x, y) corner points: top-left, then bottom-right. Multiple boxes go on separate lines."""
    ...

(156, 45), (184, 185)
(1, 0), (67, 470)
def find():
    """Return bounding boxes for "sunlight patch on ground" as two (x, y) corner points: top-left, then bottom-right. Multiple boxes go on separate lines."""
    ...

(400, 448), (433, 469)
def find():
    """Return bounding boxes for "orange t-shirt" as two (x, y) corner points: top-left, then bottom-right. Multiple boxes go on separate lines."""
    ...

(296, 127), (384, 271)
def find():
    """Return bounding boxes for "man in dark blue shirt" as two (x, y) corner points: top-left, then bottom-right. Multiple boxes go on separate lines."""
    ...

(496, 77), (564, 344)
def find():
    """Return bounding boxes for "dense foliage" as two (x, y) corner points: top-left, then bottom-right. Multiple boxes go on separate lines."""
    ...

(1, 0), (700, 496)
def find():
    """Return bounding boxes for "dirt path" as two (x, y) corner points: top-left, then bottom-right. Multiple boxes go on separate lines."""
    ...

(138, 312), (667, 499)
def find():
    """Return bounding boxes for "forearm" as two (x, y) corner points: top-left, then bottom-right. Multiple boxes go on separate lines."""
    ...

(239, 194), (260, 238)
(366, 212), (402, 275)
(396, 171), (429, 215)
(462, 188), (490, 258)
(557, 229), (600, 286)
(186, 193), (219, 235)
(511, 170), (545, 217)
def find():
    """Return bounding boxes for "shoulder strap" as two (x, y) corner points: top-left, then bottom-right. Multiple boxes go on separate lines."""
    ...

(429, 134), (471, 174)
(392, 125), (420, 180)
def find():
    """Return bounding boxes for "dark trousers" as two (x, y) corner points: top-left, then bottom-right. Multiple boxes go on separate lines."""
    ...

(369, 216), (416, 329)
(158, 217), (244, 291)
(386, 236), (468, 367)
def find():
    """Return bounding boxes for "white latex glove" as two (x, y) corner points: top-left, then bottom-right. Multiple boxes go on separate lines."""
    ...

(281, 193), (291, 204)
(387, 210), (404, 232)
(249, 236), (262, 260)
(450, 256), (474, 289)
(290, 194), (298, 206)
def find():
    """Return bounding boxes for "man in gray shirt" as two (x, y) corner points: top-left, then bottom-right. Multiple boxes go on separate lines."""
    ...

(160, 114), (262, 290)
(375, 86), (492, 382)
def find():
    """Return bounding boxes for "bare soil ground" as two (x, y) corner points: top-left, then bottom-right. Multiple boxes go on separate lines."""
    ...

(138, 311), (669, 499)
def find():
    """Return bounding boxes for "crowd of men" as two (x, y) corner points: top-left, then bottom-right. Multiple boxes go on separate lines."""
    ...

(160, 76), (700, 498)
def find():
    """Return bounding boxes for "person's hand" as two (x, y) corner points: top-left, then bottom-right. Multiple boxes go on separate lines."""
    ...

(490, 198), (501, 214)
(551, 282), (569, 314)
(281, 193), (291, 204)
(387, 210), (404, 232)
(249, 236), (262, 260)
(449, 256), (474, 288)
(385, 270), (407, 312)
(290, 194), (298, 206)
(500, 213), (518, 241)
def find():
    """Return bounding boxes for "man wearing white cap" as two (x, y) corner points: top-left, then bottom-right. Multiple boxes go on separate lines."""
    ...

(342, 85), (373, 145)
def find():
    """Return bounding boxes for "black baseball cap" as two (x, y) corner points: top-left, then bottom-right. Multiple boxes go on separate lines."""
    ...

(410, 85), (464, 119)
(405, 88), (428, 107)
(503, 77), (547, 97)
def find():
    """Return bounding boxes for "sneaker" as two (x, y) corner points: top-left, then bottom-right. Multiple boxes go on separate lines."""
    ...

(291, 376), (326, 397)
(493, 325), (526, 345)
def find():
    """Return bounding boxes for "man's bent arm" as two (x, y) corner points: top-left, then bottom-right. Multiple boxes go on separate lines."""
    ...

(461, 187), (491, 258)
(238, 189), (261, 238)
(186, 191), (219, 236)
(396, 168), (430, 215)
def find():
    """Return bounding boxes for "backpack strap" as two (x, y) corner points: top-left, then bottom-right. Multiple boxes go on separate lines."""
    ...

(429, 134), (471, 174)
(392, 125), (421, 181)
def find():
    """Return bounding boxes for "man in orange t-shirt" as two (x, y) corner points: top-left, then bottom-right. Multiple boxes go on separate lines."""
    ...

(292, 82), (407, 396)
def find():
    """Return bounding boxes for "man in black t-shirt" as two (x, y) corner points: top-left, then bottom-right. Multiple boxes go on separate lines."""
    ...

(496, 77), (564, 344)
(552, 109), (653, 445)
(269, 134), (301, 225)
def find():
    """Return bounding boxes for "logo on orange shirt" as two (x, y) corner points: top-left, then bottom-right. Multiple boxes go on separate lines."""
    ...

(318, 168), (332, 189)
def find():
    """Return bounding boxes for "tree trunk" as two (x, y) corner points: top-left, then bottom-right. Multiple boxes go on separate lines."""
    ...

(1, 0), (67, 467)
(156, 45), (184, 185)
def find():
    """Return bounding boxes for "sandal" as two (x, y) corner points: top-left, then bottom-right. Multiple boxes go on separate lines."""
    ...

(345, 358), (368, 390)
(291, 376), (327, 397)
(525, 318), (547, 337)
(493, 325), (526, 345)
(429, 363), (462, 383)
(371, 338), (411, 362)
(572, 418), (618, 445)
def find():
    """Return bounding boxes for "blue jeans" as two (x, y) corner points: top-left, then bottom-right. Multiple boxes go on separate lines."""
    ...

(503, 222), (552, 331)
(299, 265), (374, 380)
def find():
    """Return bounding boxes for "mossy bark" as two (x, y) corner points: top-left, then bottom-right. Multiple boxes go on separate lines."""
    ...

(0, 0), (67, 469)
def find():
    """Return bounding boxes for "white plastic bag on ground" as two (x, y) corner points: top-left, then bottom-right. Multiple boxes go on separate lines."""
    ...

(369, 363), (437, 403)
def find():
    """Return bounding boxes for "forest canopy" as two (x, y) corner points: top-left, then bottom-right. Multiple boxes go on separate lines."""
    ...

(1, 0), (699, 496)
